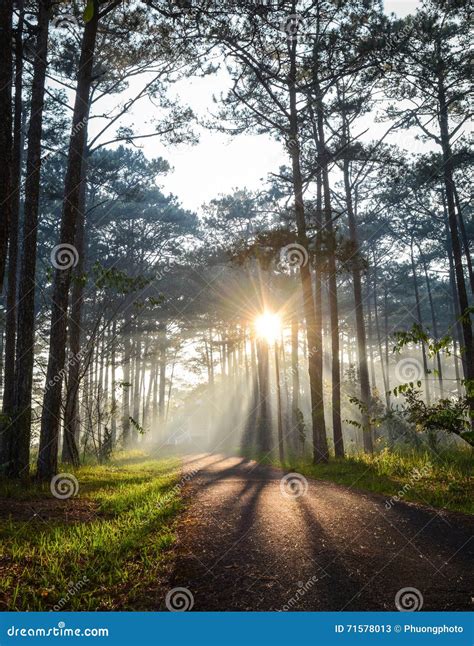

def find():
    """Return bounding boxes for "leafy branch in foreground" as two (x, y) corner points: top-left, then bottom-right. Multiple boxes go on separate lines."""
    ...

(393, 322), (453, 359)
(346, 322), (473, 447)
(392, 383), (473, 447)
(347, 384), (473, 448)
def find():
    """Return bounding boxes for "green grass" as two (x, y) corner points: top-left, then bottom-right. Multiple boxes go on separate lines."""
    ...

(0, 452), (182, 610)
(248, 448), (473, 515)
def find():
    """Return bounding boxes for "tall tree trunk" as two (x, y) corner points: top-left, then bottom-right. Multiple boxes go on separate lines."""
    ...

(4, 0), (50, 478)
(204, 337), (211, 385)
(290, 316), (300, 451)
(383, 283), (391, 406)
(449, 297), (462, 395)
(97, 333), (106, 449)
(372, 262), (389, 401)
(343, 157), (372, 453)
(208, 327), (214, 385)
(94, 340), (101, 451)
(152, 347), (158, 431)
(0, 0), (14, 292)
(165, 351), (177, 423)
(314, 88), (343, 457)
(82, 362), (90, 457)
(62, 156), (88, 466)
(221, 332), (227, 378)
(121, 319), (132, 446)
(242, 335), (259, 451)
(437, 70), (474, 426)
(366, 296), (377, 391)
(111, 321), (117, 446)
(419, 248), (444, 397)
(453, 185), (473, 294)
(313, 168), (326, 453)
(2, 0), (24, 422)
(132, 337), (141, 437)
(103, 329), (109, 403)
(37, 7), (100, 480)
(279, 337), (291, 451)
(256, 337), (271, 452)
(274, 341), (284, 463)
(410, 244), (431, 404)
(144, 359), (155, 426)
(0, 330), (4, 395)
(288, 49), (328, 463)
(443, 202), (467, 384)
(158, 322), (166, 433)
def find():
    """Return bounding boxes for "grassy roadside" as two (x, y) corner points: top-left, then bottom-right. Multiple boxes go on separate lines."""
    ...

(0, 452), (182, 610)
(248, 448), (473, 515)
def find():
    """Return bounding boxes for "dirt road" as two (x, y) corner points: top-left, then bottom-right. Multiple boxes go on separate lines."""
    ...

(166, 454), (473, 611)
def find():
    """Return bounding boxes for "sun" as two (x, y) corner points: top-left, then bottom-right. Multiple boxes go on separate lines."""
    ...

(255, 311), (281, 343)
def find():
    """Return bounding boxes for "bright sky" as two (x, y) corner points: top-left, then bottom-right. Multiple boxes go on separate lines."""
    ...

(115, 0), (422, 212)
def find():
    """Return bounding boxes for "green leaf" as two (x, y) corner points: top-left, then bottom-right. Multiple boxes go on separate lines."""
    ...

(83, 0), (95, 23)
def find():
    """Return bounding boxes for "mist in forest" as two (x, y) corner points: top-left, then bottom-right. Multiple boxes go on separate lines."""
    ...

(0, 0), (471, 481)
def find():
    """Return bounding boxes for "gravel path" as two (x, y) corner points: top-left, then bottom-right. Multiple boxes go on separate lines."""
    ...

(166, 454), (473, 611)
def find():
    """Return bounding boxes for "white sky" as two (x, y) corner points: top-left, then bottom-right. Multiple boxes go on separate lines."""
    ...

(102, 0), (422, 212)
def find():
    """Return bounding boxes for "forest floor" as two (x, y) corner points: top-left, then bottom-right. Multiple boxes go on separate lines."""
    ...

(169, 454), (473, 611)
(0, 453), (182, 610)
